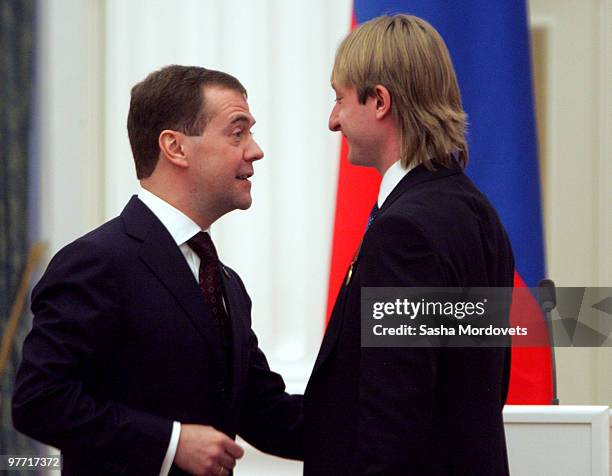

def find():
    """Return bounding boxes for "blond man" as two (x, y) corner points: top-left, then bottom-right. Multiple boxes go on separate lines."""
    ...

(304, 15), (514, 475)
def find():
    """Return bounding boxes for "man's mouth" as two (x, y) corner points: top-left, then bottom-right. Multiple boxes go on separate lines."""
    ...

(236, 173), (253, 181)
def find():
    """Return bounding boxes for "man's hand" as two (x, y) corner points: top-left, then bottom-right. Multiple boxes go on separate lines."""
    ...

(174, 424), (244, 475)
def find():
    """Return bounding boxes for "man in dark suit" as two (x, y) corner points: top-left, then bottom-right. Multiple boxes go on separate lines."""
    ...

(304, 15), (514, 475)
(13, 65), (302, 476)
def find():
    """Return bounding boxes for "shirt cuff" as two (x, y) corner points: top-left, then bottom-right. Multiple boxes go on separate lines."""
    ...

(159, 421), (181, 476)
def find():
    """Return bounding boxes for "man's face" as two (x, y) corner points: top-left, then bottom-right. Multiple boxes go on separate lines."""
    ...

(329, 82), (380, 168)
(184, 86), (263, 219)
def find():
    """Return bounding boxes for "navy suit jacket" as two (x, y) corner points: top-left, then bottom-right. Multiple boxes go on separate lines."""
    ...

(13, 196), (302, 475)
(304, 163), (514, 475)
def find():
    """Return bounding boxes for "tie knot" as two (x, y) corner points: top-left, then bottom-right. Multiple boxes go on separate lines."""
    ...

(187, 232), (219, 263)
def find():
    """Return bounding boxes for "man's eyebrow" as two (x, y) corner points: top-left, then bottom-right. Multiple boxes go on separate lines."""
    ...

(229, 114), (255, 126)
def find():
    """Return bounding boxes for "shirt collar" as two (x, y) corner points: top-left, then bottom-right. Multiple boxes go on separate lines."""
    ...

(377, 160), (416, 208)
(138, 187), (205, 246)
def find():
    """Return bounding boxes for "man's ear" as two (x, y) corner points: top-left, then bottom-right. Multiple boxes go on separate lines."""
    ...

(373, 85), (392, 120)
(158, 130), (189, 168)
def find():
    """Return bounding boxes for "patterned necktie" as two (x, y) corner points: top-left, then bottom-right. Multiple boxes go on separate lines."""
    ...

(187, 232), (233, 358)
(366, 202), (380, 230)
(347, 202), (381, 286)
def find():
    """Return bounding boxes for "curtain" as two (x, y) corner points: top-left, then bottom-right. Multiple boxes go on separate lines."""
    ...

(0, 0), (36, 456)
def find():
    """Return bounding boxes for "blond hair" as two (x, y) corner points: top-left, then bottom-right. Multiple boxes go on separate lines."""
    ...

(332, 14), (468, 169)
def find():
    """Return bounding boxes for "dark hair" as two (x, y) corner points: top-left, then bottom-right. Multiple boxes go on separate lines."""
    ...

(127, 65), (247, 179)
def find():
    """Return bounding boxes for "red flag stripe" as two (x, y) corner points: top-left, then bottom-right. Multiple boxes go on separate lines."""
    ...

(507, 272), (553, 403)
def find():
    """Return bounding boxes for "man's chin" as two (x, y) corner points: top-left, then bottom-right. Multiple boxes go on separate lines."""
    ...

(348, 152), (373, 168)
(237, 196), (252, 210)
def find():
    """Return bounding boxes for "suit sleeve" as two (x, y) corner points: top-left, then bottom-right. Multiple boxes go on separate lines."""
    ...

(355, 213), (444, 474)
(230, 273), (303, 460)
(12, 240), (172, 475)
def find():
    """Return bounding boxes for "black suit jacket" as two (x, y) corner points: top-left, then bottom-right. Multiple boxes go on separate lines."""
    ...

(304, 163), (514, 475)
(13, 196), (302, 475)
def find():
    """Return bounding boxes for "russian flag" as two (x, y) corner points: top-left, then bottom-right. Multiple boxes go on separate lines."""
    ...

(327, 0), (553, 404)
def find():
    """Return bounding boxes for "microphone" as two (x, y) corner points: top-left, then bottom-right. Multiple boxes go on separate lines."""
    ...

(537, 279), (559, 405)
(538, 278), (557, 312)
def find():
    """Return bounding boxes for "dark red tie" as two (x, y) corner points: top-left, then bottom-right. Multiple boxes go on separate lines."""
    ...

(187, 232), (233, 359)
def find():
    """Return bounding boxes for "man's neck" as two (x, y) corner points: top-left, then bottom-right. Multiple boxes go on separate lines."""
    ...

(374, 133), (402, 175)
(140, 183), (217, 231)
(376, 152), (401, 176)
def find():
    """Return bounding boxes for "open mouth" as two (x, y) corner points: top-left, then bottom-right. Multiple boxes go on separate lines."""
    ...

(236, 173), (253, 181)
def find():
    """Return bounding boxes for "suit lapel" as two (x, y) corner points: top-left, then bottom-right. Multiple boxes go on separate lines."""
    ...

(121, 196), (226, 369)
(311, 266), (353, 376)
(219, 266), (246, 401)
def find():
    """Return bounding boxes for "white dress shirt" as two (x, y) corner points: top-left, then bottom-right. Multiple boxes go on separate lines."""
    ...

(377, 159), (417, 208)
(137, 187), (209, 476)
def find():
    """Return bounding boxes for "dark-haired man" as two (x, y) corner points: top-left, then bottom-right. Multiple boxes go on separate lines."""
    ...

(13, 65), (302, 476)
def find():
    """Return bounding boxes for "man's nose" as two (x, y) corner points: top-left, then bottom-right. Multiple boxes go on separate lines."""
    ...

(246, 138), (264, 162)
(328, 106), (341, 132)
